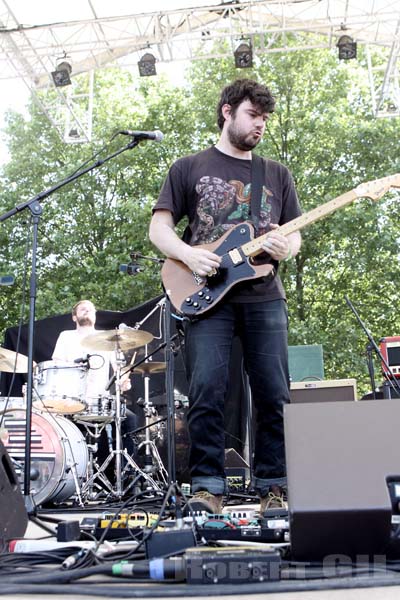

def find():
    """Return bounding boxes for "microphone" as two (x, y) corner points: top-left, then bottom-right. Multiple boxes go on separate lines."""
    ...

(119, 322), (136, 330)
(120, 263), (145, 275)
(74, 354), (90, 364)
(118, 129), (164, 142)
(30, 467), (40, 481)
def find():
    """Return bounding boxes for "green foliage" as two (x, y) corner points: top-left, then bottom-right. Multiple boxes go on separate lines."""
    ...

(1, 44), (399, 396)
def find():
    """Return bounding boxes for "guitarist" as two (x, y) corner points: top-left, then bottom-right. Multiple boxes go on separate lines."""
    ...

(149, 78), (302, 514)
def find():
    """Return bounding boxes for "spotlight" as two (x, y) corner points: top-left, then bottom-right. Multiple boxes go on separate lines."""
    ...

(234, 42), (253, 69)
(138, 53), (157, 77)
(51, 61), (72, 87)
(337, 35), (357, 60)
(68, 128), (80, 138)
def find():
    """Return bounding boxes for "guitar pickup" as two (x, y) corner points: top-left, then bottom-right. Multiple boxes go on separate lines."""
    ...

(228, 248), (243, 266)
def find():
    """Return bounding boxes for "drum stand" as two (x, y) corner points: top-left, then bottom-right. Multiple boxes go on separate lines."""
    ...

(79, 422), (110, 501)
(81, 350), (162, 500)
(137, 371), (168, 487)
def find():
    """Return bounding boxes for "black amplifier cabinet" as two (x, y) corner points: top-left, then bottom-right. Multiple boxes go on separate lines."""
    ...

(290, 378), (357, 403)
(285, 400), (400, 561)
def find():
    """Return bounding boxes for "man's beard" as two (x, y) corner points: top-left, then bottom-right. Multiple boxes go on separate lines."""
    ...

(77, 316), (94, 327)
(227, 123), (260, 151)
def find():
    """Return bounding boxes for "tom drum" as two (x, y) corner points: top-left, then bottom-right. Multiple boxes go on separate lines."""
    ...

(33, 360), (87, 414)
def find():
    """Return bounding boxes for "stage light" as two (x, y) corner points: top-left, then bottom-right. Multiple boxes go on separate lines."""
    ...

(138, 53), (157, 77)
(234, 42), (253, 69)
(337, 35), (357, 60)
(51, 61), (72, 87)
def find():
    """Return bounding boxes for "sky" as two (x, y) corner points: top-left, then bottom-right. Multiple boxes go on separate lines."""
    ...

(0, 65), (188, 164)
(0, 1), (211, 163)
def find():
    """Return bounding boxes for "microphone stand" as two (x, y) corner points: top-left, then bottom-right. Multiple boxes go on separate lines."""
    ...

(344, 296), (400, 398)
(0, 137), (141, 512)
(163, 296), (176, 486)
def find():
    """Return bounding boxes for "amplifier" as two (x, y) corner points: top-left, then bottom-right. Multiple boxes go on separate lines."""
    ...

(380, 336), (400, 379)
(290, 379), (357, 403)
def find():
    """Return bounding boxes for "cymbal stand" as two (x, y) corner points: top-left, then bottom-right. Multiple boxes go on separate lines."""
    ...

(81, 344), (162, 499)
(109, 296), (179, 488)
(138, 368), (168, 487)
(78, 421), (109, 501)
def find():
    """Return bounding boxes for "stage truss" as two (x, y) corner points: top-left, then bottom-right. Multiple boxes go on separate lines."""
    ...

(0, 0), (399, 142)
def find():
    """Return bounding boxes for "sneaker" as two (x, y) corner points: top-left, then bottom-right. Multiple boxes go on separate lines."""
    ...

(185, 490), (223, 515)
(259, 484), (288, 514)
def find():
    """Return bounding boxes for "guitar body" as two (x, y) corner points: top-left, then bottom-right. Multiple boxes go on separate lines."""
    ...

(160, 173), (400, 317)
(161, 222), (274, 317)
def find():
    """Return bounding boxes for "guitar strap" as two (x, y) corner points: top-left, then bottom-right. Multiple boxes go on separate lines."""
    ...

(250, 153), (264, 235)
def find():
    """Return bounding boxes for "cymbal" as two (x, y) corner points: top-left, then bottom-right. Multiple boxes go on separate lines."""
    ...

(0, 348), (35, 373)
(81, 329), (153, 352)
(134, 361), (166, 375)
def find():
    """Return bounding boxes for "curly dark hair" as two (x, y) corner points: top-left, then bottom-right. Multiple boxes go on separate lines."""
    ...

(216, 78), (275, 130)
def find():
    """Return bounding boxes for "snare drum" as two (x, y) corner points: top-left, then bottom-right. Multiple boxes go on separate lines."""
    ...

(33, 360), (87, 414)
(75, 395), (119, 423)
(2, 409), (88, 505)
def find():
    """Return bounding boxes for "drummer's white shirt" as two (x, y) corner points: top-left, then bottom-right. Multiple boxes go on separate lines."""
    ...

(52, 329), (113, 398)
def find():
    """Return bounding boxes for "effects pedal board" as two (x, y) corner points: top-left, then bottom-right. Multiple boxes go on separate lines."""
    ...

(199, 510), (289, 544)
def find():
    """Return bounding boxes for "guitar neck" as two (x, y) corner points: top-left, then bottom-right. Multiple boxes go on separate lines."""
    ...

(243, 188), (358, 257)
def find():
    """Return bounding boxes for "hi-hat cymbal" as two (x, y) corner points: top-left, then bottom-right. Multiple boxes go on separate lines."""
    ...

(134, 361), (166, 375)
(81, 329), (153, 352)
(0, 348), (35, 373)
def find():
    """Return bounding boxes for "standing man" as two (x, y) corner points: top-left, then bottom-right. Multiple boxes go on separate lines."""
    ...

(149, 79), (302, 514)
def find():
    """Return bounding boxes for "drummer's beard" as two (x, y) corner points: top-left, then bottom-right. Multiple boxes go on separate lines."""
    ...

(77, 316), (94, 327)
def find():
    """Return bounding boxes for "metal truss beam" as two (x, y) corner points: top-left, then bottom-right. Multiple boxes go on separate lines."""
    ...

(0, 0), (399, 139)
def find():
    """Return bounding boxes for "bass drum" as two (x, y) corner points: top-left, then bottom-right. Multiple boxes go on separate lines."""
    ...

(1, 409), (88, 506)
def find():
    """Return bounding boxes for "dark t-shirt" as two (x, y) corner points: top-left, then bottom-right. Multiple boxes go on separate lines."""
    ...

(153, 146), (302, 302)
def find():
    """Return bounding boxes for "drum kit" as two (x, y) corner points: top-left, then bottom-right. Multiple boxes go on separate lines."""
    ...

(0, 327), (173, 507)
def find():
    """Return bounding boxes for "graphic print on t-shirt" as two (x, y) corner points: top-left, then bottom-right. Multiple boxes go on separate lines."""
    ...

(191, 175), (272, 244)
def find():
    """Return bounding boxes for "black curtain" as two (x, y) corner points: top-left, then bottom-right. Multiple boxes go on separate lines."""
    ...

(1, 297), (248, 458)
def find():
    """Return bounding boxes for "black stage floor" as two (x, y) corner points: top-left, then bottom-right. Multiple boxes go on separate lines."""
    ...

(2, 493), (400, 599)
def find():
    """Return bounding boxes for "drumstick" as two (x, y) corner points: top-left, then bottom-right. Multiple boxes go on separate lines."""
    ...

(121, 351), (136, 379)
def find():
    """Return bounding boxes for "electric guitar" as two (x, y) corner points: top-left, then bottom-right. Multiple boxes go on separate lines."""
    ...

(161, 174), (400, 317)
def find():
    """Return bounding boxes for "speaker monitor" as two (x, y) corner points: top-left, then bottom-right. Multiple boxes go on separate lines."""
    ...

(290, 378), (357, 403)
(285, 400), (400, 560)
(0, 440), (28, 549)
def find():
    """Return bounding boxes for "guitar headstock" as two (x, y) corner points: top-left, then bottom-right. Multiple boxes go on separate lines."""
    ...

(355, 174), (400, 201)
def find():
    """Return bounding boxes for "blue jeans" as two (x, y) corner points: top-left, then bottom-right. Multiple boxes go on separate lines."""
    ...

(184, 298), (289, 498)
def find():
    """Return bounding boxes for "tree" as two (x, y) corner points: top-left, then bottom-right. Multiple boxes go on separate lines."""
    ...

(1, 42), (399, 395)
(0, 69), (194, 332)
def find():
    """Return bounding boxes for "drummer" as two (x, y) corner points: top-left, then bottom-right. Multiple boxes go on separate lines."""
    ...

(52, 300), (123, 397)
(52, 299), (137, 456)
